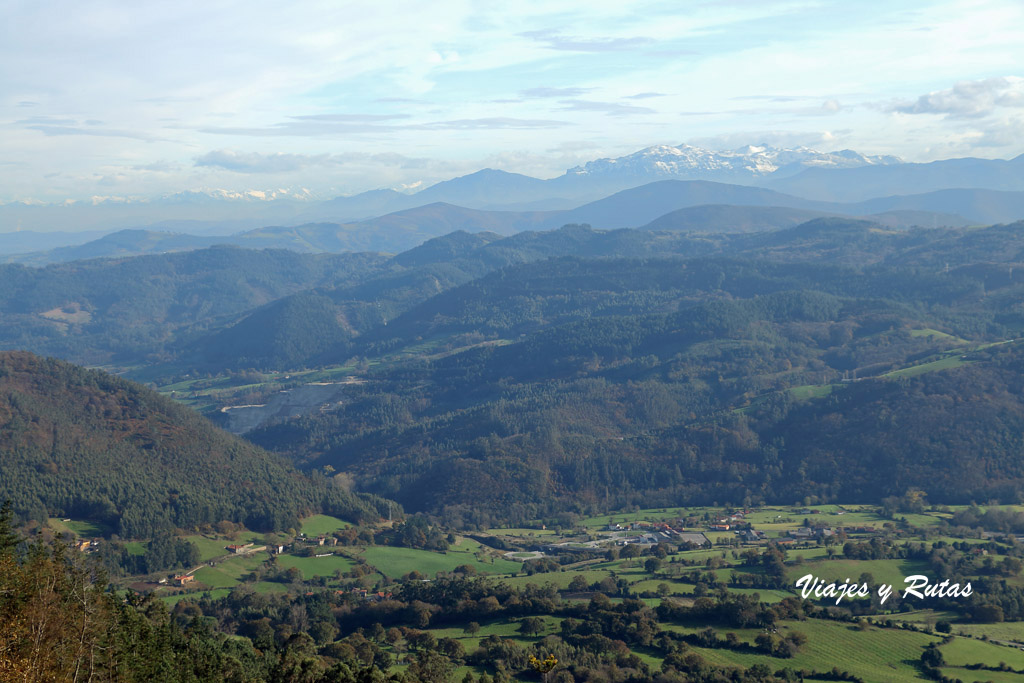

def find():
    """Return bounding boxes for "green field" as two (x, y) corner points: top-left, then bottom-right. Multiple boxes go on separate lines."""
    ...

(786, 558), (931, 589)
(360, 546), (520, 579)
(299, 514), (351, 537)
(189, 553), (268, 589)
(422, 615), (563, 654)
(908, 328), (965, 342)
(193, 566), (240, 588)
(883, 354), (969, 378)
(500, 568), (618, 591)
(486, 527), (557, 537)
(252, 581), (290, 595)
(162, 588), (231, 606)
(788, 383), (836, 400)
(683, 620), (940, 682)
(183, 535), (235, 562)
(940, 667), (1024, 683)
(275, 553), (356, 580)
(786, 547), (832, 561)
(940, 636), (1024, 670)
(123, 541), (147, 556)
(48, 518), (108, 538)
(946, 621), (1024, 643)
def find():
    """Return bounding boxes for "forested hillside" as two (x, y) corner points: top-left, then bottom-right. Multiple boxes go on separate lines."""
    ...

(0, 351), (385, 536)
(6, 219), (1024, 527)
(0, 247), (387, 364)
(242, 230), (1024, 522)
(179, 220), (1024, 373)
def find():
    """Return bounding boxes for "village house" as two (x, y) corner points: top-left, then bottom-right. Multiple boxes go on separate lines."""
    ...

(788, 527), (835, 540)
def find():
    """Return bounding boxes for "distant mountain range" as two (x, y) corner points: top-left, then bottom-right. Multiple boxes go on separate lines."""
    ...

(562, 143), (902, 182)
(12, 178), (1024, 264)
(6, 203), (558, 265)
(765, 152), (1024, 201)
(4, 143), (1023, 240)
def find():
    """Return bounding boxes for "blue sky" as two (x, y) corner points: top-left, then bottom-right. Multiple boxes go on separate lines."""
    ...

(2, 0), (1023, 202)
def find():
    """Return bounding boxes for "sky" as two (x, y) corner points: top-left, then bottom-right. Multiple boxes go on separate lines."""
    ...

(2, 0), (1024, 203)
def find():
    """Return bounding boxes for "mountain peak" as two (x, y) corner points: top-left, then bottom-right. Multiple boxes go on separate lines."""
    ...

(563, 143), (903, 182)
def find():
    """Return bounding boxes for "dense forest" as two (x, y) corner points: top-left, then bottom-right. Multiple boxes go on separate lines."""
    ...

(6, 219), (1024, 373)
(6, 218), (1024, 526)
(0, 351), (388, 537)
(241, 232), (1024, 522)
(171, 219), (1024, 374)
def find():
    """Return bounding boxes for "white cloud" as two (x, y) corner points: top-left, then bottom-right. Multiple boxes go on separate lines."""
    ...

(3, 0), (1024, 201)
(195, 150), (336, 173)
(821, 99), (843, 114)
(557, 100), (656, 116)
(519, 29), (654, 52)
(195, 150), (439, 173)
(888, 76), (1024, 118)
(521, 87), (593, 98)
(690, 130), (849, 151)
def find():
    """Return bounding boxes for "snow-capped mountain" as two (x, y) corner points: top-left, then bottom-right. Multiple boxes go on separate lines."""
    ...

(563, 144), (903, 182)
(159, 188), (318, 204)
(0, 188), (319, 235)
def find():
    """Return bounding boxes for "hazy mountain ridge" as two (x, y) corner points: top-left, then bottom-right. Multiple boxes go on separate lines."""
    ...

(171, 218), (1024, 377)
(7, 203), (558, 265)
(7, 181), (1003, 265)
(545, 180), (1013, 229)
(0, 247), (388, 364)
(4, 144), (1021, 237)
(766, 152), (1024, 201)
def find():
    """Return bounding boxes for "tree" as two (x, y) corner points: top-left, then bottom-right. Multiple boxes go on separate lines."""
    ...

(0, 501), (18, 556)
(529, 654), (558, 683)
(921, 643), (945, 668)
(568, 575), (589, 592)
(406, 650), (455, 683)
(973, 604), (1005, 623)
(754, 633), (775, 653)
(519, 617), (544, 636)
(620, 543), (642, 559)
(437, 637), (466, 664)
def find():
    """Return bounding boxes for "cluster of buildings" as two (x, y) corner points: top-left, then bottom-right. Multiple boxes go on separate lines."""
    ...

(708, 511), (749, 532)
(606, 509), (863, 549)
(222, 533), (338, 557)
(75, 539), (99, 553)
(226, 542), (268, 554)
(345, 588), (393, 602)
